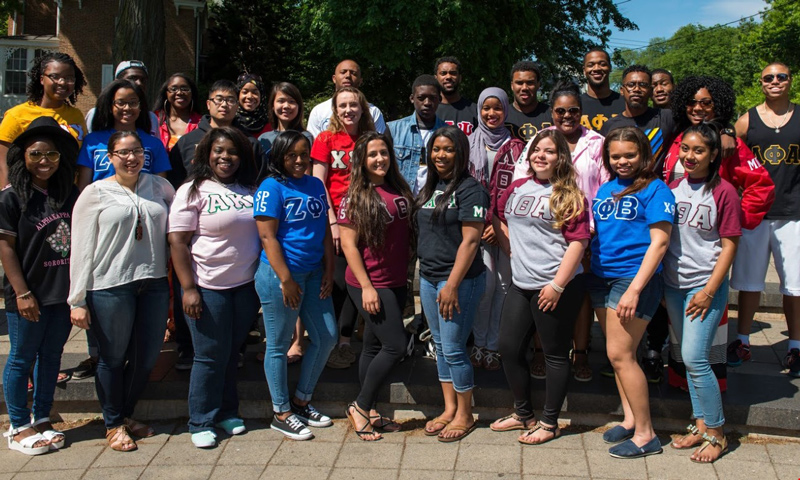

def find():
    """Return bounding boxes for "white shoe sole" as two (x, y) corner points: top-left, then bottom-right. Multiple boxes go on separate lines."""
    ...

(270, 423), (313, 441)
(295, 416), (332, 428)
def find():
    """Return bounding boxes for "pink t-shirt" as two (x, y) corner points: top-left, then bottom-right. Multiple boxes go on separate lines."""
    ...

(338, 184), (411, 289)
(169, 180), (260, 289)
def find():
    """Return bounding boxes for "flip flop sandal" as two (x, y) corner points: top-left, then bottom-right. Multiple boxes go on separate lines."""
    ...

(437, 422), (477, 443)
(345, 403), (382, 441)
(490, 413), (536, 432)
(370, 415), (401, 432)
(518, 421), (561, 445)
(424, 416), (451, 436)
(124, 418), (155, 438)
(690, 433), (728, 464)
(32, 417), (65, 449)
(671, 424), (704, 450)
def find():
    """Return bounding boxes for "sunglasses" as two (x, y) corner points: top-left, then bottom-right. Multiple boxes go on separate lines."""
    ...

(686, 98), (714, 108)
(762, 73), (790, 83)
(27, 150), (61, 162)
(553, 107), (581, 117)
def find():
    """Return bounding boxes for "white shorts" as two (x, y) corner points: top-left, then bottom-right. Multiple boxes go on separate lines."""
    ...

(730, 219), (800, 296)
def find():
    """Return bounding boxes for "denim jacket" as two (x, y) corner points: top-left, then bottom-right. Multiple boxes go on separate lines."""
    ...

(388, 113), (447, 191)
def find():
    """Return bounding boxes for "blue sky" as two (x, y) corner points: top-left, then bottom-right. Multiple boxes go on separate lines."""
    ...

(606, 0), (768, 52)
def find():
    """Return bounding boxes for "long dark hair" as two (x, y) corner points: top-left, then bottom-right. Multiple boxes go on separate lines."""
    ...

(680, 122), (723, 192)
(265, 131), (311, 184)
(187, 127), (258, 200)
(671, 76), (736, 133)
(267, 82), (306, 132)
(7, 136), (76, 212)
(602, 127), (658, 200)
(92, 79), (151, 133)
(345, 132), (413, 249)
(153, 73), (200, 121)
(27, 52), (85, 106)
(416, 125), (471, 223)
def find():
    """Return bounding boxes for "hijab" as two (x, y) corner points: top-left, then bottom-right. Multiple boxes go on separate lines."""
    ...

(468, 87), (510, 187)
(236, 74), (270, 134)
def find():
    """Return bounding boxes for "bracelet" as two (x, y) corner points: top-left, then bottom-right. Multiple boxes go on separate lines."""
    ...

(16, 290), (32, 299)
(549, 281), (565, 294)
(700, 289), (714, 299)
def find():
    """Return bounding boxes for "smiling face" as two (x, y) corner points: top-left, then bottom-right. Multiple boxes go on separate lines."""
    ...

(607, 140), (642, 179)
(651, 72), (674, 108)
(511, 70), (540, 108)
(283, 138), (310, 179)
(411, 85), (440, 124)
(273, 92), (299, 128)
(431, 135), (457, 179)
(583, 51), (611, 88)
(761, 64), (792, 101)
(435, 62), (461, 95)
(239, 82), (261, 112)
(209, 136), (240, 183)
(41, 61), (76, 104)
(109, 135), (144, 180)
(166, 76), (192, 111)
(364, 139), (390, 185)
(551, 95), (581, 138)
(335, 92), (363, 133)
(24, 139), (59, 188)
(480, 96), (504, 129)
(528, 137), (558, 181)
(679, 132), (716, 180)
(112, 87), (141, 130)
(686, 88), (715, 125)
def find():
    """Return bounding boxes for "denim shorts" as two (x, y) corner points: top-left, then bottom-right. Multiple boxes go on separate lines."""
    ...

(586, 273), (664, 322)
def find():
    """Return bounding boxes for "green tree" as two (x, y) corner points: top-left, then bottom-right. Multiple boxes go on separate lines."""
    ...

(0, 0), (23, 35)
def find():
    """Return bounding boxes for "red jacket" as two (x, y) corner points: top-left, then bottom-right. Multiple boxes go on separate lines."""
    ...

(154, 110), (203, 152)
(663, 132), (775, 229)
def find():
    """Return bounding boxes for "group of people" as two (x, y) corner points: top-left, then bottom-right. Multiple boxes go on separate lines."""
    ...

(0, 47), (796, 465)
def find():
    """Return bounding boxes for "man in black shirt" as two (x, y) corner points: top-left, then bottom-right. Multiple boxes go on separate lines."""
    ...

(651, 69), (675, 109)
(506, 61), (552, 142)
(600, 65), (675, 169)
(580, 48), (625, 132)
(434, 56), (477, 135)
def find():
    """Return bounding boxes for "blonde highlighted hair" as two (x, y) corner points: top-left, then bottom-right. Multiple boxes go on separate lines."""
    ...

(328, 86), (375, 135)
(527, 129), (585, 230)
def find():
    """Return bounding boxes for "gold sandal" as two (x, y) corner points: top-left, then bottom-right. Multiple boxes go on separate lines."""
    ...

(690, 432), (727, 463)
(671, 424), (704, 450)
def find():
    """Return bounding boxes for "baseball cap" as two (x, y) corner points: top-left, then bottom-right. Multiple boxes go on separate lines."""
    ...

(115, 60), (148, 78)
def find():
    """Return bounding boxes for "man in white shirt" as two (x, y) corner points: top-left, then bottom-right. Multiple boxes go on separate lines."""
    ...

(306, 59), (386, 138)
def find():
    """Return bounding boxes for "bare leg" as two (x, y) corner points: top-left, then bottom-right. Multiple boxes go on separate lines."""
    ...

(784, 295), (800, 342)
(736, 291), (761, 336)
(424, 382), (457, 434)
(438, 389), (474, 440)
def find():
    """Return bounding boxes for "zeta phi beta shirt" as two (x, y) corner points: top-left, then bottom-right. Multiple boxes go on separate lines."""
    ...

(253, 175), (328, 273)
(590, 177), (676, 279)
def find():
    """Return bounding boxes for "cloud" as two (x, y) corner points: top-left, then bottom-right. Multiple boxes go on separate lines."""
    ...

(700, 0), (767, 25)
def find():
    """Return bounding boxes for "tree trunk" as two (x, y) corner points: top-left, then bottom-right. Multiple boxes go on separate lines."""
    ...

(112, 0), (166, 106)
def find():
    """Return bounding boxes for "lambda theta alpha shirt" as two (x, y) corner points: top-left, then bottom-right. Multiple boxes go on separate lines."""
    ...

(497, 177), (590, 290)
(253, 175), (328, 273)
(591, 177), (676, 278)
(664, 177), (741, 289)
(417, 177), (488, 282)
(310, 130), (358, 216)
(338, 184), (411, 289)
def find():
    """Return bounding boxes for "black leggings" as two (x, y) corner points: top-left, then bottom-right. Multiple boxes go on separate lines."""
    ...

(646, 303), (669, 353)
(498, 278), (584, 425)
(347, 284), (408, 410)
(333, 252), (359, 338)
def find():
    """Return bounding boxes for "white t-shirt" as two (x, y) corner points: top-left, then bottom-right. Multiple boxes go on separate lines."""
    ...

(307, 98), (386, 138)
(414, 126), (434, 196)
(169, 180), (260, 289)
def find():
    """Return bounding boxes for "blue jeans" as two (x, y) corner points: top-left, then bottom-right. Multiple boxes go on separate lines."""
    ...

(663, 277), (729, 428)
(186, 282), (258, 433)
(3, 304), (72, 427)
(87, 277), (169, 429)
(255, 262), (337, 413)
(420, 272), (486, 392)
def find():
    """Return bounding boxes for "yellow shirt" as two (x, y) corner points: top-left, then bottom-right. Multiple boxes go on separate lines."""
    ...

(0, 102), (87, 145)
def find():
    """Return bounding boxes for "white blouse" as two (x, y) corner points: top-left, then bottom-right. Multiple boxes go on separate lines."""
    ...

(68, 174), (175, 307)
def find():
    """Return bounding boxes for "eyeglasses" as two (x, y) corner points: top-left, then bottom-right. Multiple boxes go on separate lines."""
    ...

(209, 96), (238, 106)
(686, 98), (714, 108)
(553, 106), (581, 117)
(762, 73), (790, 83)
(44, 74), (76, 84)
(113, 99), (140, 109)
(167, 86), (192, 93)
(623, 81), (650, 91)
(27, 150), (61, 162)
(111, 148), (145, 158)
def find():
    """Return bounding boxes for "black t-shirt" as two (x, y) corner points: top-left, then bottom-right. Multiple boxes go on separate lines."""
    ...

(600, 107), (676, 170)
(437, 98), (478, 136)
(417, 177), (488, 282)
(580, 92), (626, 132)
(746, 105), (800, 219)
(0, 185), (78, 311)
(506, 102), (552, 143)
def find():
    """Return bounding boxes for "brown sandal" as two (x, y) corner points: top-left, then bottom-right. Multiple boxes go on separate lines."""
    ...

(106, 425), (137, 452)
(424, 416), (451, 436)
(490, 413), (536, 432)
(518, 421), (561, 445)
(124, 418), (155, 438)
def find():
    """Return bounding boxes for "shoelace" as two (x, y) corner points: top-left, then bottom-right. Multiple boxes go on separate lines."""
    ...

(286, 415), (306, 431)
(304, 405), (320, 418)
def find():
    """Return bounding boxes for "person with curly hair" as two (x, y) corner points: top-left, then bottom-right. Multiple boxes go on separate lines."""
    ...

(662, 76), (775, 392)
(0, 52), (87, 187)
(152, 73), (202, 152)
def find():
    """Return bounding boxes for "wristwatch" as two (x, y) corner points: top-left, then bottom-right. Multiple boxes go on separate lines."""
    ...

(721, 127), (735, 137)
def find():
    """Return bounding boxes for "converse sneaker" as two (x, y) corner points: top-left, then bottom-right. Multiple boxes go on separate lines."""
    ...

(270, 414), (313, 440)
(291, 401), (332, 427)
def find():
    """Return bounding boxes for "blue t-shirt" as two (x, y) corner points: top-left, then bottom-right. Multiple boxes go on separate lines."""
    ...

(77, 128), (171, 183)
(590, 177), (675, 278)
(253, 175), (328, 272)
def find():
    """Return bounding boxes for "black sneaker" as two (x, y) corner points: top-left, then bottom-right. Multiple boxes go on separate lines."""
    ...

(785, 348), (800, 378)
(270, 414), (313, 440)
(641, 356), (664, 384)
(291, 401), (332, 427)
(175, 350), (193, 371)
(72, 357), (97, 379)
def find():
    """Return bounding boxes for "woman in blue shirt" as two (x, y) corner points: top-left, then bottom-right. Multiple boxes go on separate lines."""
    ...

(253, 131), (337, 441)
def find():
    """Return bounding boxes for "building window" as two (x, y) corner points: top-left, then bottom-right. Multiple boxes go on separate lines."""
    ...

(4, 48), (27, 95)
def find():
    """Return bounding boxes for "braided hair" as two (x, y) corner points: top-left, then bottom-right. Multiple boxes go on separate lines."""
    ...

(26, 52), (85, 106)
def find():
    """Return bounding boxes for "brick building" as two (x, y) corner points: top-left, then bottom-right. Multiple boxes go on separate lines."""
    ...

(0, 0), (206, 116)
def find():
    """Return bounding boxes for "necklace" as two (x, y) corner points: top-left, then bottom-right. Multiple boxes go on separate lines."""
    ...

(115, 175), (143, 241)
(762, 104), (792, 133)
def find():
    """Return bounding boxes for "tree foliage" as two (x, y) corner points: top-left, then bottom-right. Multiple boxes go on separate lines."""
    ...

(205, 0), (636, 120)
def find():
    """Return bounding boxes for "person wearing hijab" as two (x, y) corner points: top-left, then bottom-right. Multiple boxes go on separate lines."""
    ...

(236, 73), (272, 138)
(467, 88), (525, 371)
